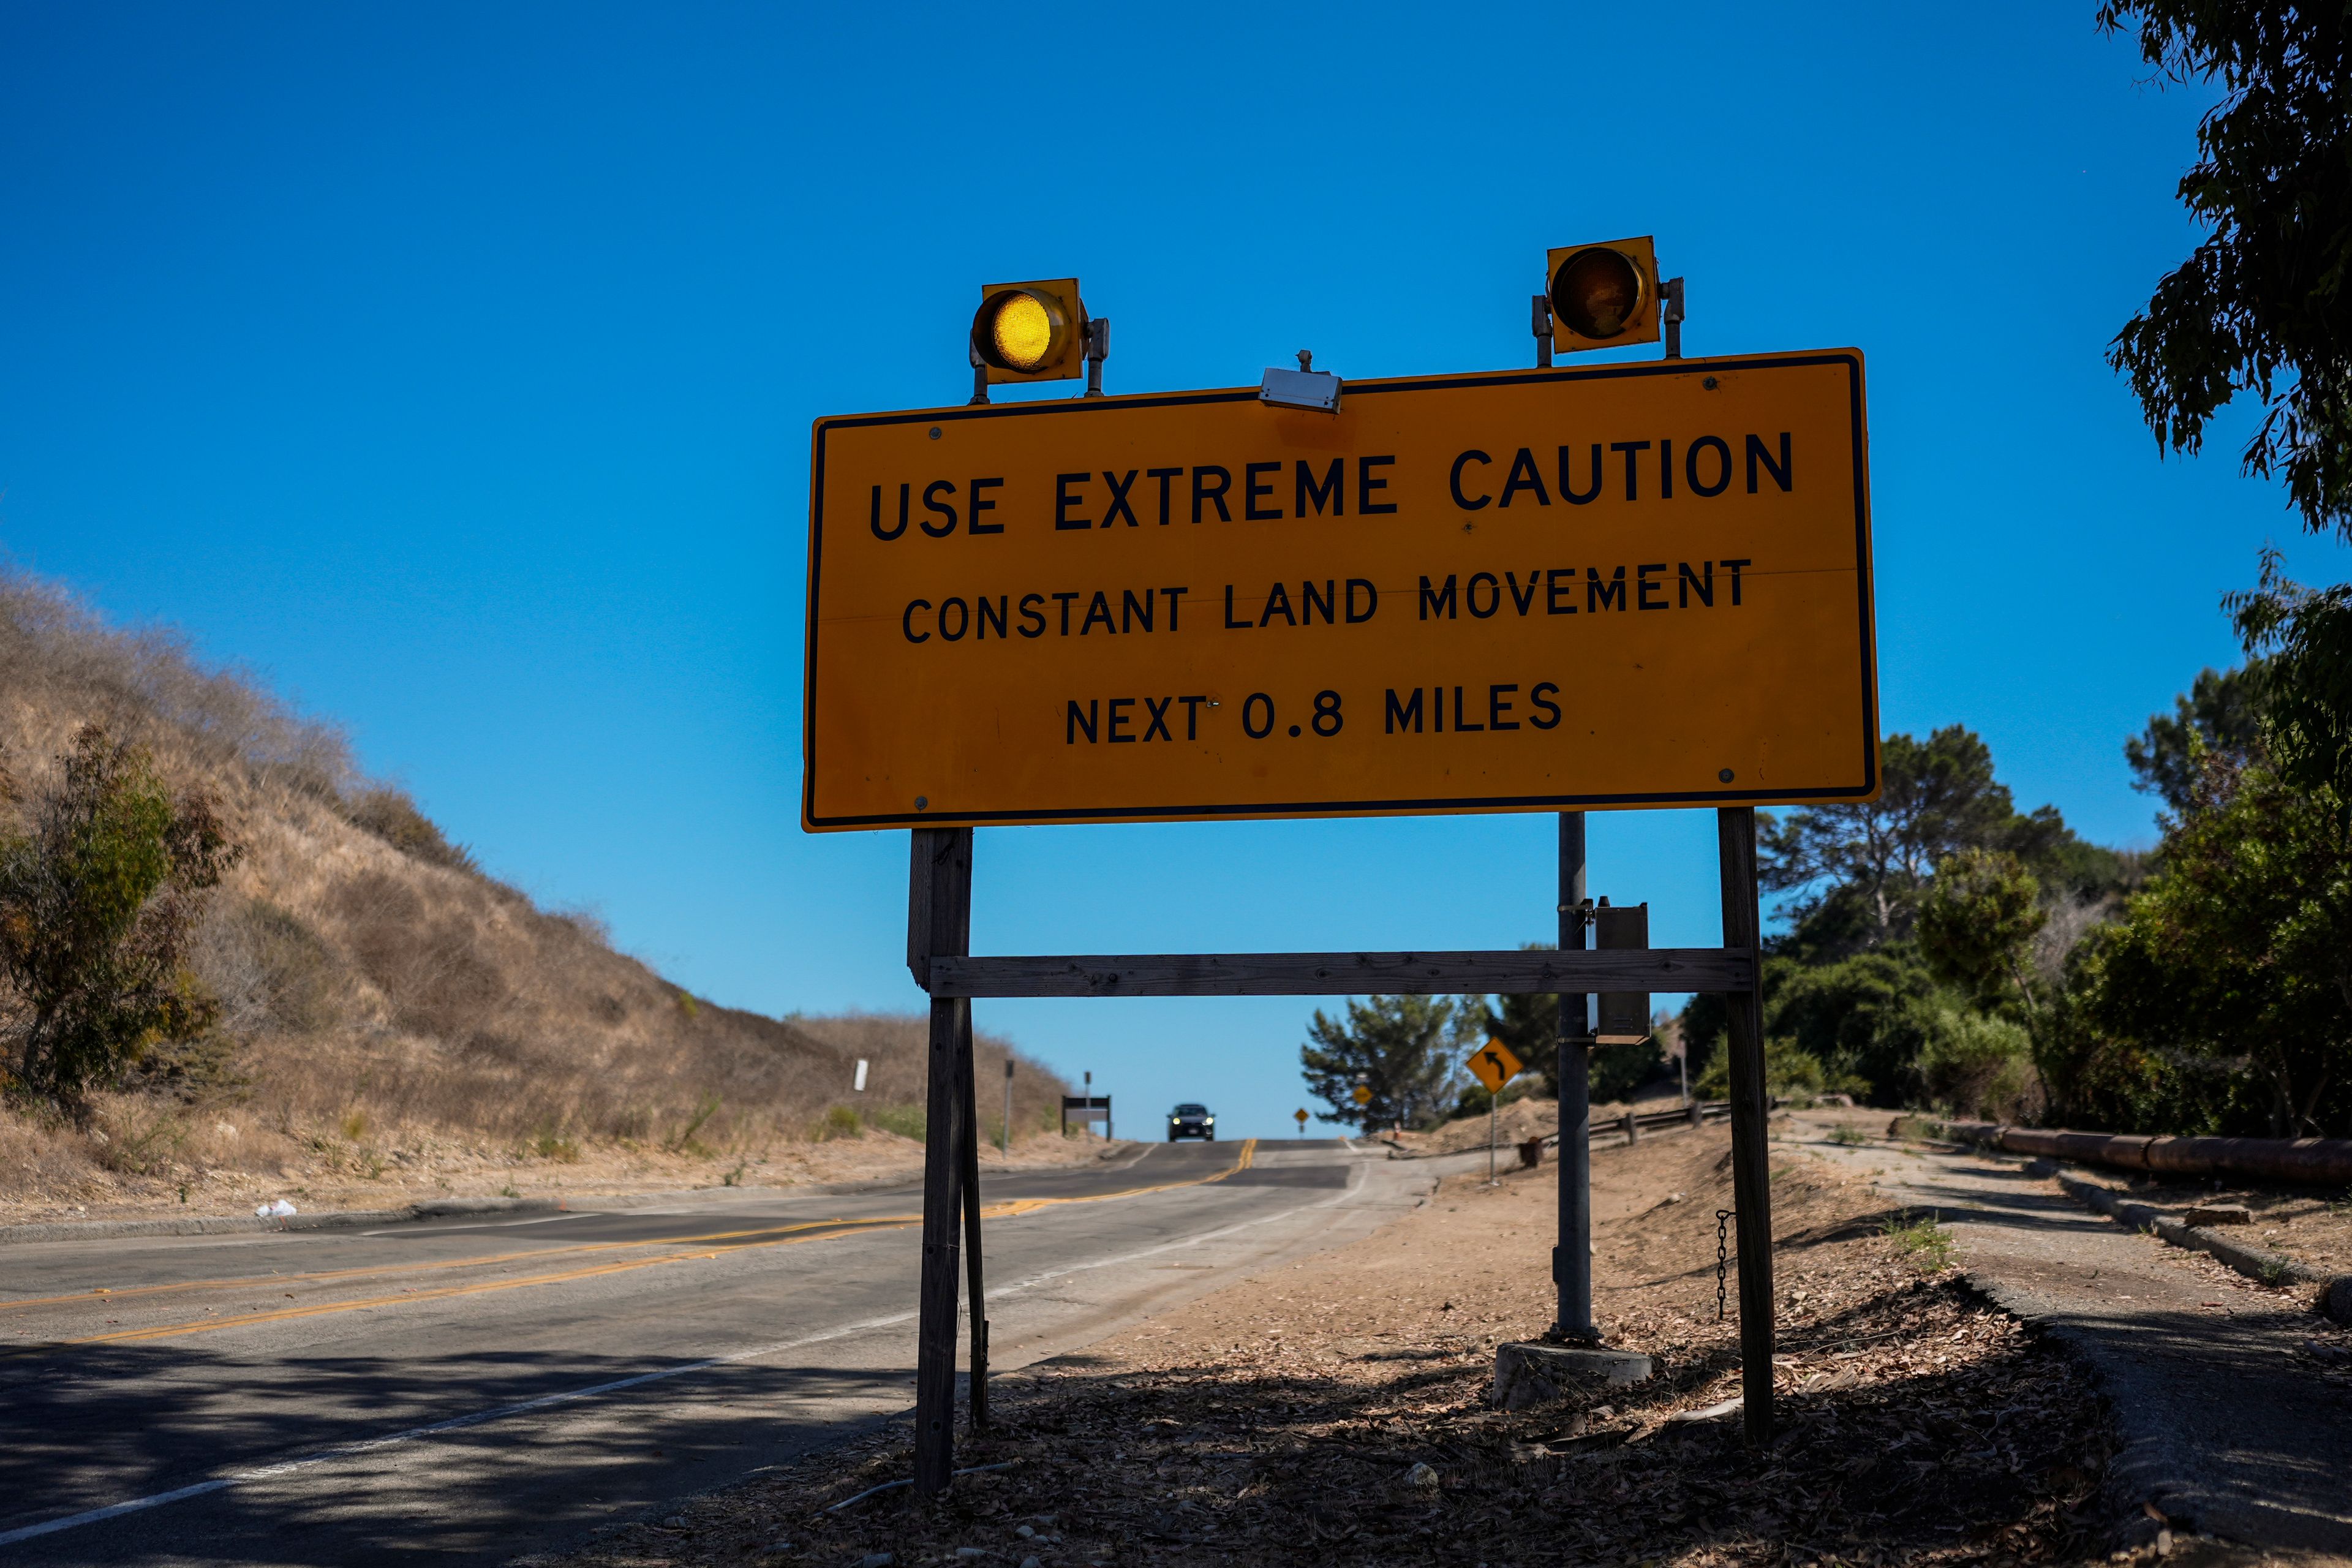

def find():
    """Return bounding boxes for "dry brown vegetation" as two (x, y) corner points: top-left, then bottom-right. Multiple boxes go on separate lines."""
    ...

(0, 568), (1077, 1222)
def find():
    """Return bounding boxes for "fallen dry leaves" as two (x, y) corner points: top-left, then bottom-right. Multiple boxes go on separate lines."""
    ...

(533, 1125), (2114, 1568)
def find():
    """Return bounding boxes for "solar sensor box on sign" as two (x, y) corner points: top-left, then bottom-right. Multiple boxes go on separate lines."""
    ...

(803, 351), (1878, 831)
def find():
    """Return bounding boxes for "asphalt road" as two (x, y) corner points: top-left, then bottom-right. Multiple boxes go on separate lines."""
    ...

(0, 1137), (1440, 1566)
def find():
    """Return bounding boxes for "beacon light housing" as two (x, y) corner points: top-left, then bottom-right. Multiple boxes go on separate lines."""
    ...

(1545, 236), (1662, 354)
(970, 278), (1088, 383)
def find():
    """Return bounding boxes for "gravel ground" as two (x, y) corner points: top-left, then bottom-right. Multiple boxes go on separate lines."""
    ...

(524, 1125), (2117, 1568)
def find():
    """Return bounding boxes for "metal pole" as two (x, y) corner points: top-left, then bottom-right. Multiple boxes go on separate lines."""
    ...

(1551, 810), (1595, 1342)
(1001, 1058), (1014, 1155)
(959, 1005), (989, 1431)
(1488, 1093), (1498, 1185)
(1536, 295), (1594, 1338)
(910, 827), (974, 1497)
(1082, 317), (1109, 398)
(1717, 807), (1775, 1445)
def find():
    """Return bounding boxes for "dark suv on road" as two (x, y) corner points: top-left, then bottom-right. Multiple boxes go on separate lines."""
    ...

(1167, 1104), (1216, 1142)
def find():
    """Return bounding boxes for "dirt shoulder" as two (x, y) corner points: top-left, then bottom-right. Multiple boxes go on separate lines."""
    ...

(533, 1121), (2116, 1568)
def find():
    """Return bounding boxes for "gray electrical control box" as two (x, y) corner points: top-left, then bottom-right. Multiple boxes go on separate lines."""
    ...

(1593, 902), (1652, 1046)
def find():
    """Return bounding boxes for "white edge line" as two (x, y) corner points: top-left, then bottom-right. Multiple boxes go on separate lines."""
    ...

(0, 1158), (1375, 1550)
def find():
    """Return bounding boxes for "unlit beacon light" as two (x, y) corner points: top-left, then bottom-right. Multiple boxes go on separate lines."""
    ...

(1545, 236), (1664, 354)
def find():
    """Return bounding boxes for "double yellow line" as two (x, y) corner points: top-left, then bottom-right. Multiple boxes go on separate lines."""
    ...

(10, 1138), (1259, 1353)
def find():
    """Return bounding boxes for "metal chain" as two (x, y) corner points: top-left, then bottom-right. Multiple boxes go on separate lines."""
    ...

(1715, 1208), (1735, 1321)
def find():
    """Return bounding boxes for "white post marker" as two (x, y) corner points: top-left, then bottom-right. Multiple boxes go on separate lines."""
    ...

(854, 1059), (869, 1093)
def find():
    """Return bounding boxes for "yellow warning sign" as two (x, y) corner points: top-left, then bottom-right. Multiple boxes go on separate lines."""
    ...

(803, 352), (1875, 830)
(1468, 1040), (1525, 1095)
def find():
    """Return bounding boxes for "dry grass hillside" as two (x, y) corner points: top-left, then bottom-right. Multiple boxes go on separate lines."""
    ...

(0, 570), (1084, 1223)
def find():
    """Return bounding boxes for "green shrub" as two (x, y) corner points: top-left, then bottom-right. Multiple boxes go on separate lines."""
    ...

(95, 1101), (187, 1175)
(2065, 758), (2350, 1138)
(1827, 1122), (1867, 1146)
(1882, 1210), (1954, 1272)
(866, 1104), (926, 1142)
(666, 1093), (722, 1155)
(1918, 1003), (2033, 1118)
(821, 1104), (861, 1139)
(1694, 1035), (1862, 1104)
(532, 1131), (581, 1163)
(0, 726), (239, 1112)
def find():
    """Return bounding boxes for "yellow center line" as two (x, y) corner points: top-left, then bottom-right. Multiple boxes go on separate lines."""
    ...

(0, 1216), (913, 1314)
(11, 1140), (1262, 1353)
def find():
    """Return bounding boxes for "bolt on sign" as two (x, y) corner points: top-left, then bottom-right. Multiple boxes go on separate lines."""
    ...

(803, 352), (1876, 830)
(1468, 1039), (1524, 1095)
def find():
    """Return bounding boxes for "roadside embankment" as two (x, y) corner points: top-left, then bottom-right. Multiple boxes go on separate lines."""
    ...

(1375, 1089), (1719, 1158)
(537, 1125), (2113, 1567)
(0, 570), (1088, 1230)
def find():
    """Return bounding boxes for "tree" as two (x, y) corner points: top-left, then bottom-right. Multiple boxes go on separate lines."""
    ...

(0, 727), (238, 1113)
(1482, 973), (1559, 1096)
(2082, 754), (2351, 1137)
(2229, 552), (2352, 797)
(2101, 6), (2352, 815)
(1472, 944), (1662, 1107)
(1916, 850), (2047, 1014)
(2124, 661), (2269, 811)
(1760, 949), (1944, 1106)
(2098, 4), (2352, 540)
(1300, 994), (1472, 1133)
(1761, 726), (2076, 956)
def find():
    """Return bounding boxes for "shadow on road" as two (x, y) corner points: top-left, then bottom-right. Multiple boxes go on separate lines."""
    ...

(1, 1341), (916, 1565)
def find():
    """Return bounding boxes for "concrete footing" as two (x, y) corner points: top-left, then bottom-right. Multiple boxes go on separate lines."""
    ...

(1493, 1341), (1654, 1411)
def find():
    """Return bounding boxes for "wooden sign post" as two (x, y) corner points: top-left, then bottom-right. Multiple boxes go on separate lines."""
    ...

(813, 344), (1875, 1491)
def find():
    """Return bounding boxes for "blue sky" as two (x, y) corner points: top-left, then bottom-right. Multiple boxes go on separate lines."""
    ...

(5, 3), (2346, 1139)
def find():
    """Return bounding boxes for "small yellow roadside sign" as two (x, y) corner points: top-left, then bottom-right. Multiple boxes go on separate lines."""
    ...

(804, 352), (1875, 831)
(1468, 1039), (1524, 1095)
(1352, 1083), (1373, 1106)
(1294, 1107), (1309, 1125)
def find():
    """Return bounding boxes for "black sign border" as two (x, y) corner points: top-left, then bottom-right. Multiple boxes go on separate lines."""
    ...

(804, 350), (1875, 830)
